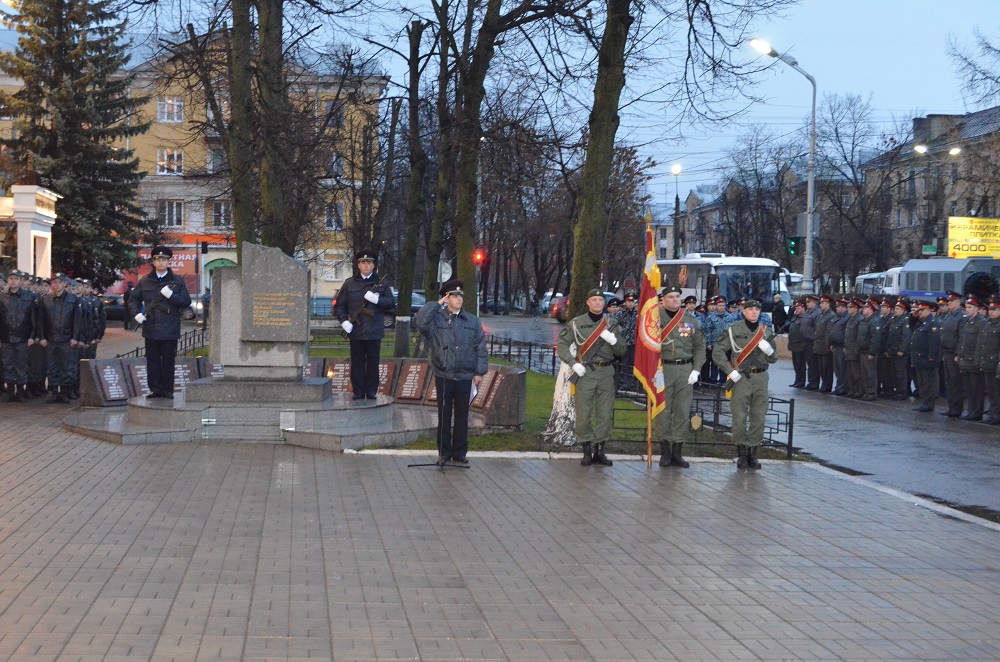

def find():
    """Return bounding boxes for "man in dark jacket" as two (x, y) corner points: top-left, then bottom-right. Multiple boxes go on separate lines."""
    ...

(0, 270), (39, 402)
(127, 246), (192, 398)
(39, 273), (84, 403)
(828, 299), (849, 396)
(800, 294), (820, 389)
(786, 301), (807, 387)
(910, 300), (941, 412)
(333, 249), (396, 400)
(956, 295), (987, 421)
(415, 278), (487, 465)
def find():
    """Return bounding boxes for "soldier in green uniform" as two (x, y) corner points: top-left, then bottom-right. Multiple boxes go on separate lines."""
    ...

(885, 300), (912, 400)
(712, 299), (778, 469)
(653, 285), (705, 468)
(976, 296), (1000, 424)
(558, 289), (626, 466)
(956, 295), (987, 421)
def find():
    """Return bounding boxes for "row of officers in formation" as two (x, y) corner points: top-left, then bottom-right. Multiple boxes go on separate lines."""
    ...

(0, 270), (108, 403)
(784, 291), (1000, 422)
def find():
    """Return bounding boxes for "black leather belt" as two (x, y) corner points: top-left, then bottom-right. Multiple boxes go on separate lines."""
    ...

(664, 358), (693, 365)
(592, 360), (613, 368)
(748, 367), (767, 374)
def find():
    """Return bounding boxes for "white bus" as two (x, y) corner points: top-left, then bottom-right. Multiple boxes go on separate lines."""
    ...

(656, 253), (790, 312)
(855, 267), (902, 295)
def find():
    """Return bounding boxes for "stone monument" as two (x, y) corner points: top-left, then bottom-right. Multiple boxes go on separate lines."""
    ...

(185, 243), (330, 402)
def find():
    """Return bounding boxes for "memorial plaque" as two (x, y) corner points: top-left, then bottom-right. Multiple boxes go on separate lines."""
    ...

(484, 370), (506, 411)
(305, 357), (326, 379)
(471, 369), (497, 410)
(174, 359), (199, 392)
(326, 359), (351, 393)
(378, 361), (397, 396)
(394, 361), (430, 400)
(80, 359), (130, 406)
(123, 359), (152, 397)
(425, 377), (437, 403)
(240, 244), (309, 342)
(196, 357), (225, 379)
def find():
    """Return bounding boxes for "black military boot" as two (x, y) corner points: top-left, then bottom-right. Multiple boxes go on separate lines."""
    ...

(658, 442), (672, 467)
(593, 443), (613, 466)
(56, 386), (71, 404)
(18, 384), (31, 401)
(736, 445), (749, 469)
(5, 383), (23, 403)
(580, 442), (593, 466)
(747, 445), (762, 470)
(670, 443), (689, 468)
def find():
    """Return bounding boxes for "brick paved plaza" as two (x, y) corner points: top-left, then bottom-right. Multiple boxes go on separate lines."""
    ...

(1, 404), (1000, 661)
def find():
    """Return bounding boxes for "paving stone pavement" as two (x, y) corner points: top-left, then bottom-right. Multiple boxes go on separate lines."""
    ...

(1, 404), (1000, 661)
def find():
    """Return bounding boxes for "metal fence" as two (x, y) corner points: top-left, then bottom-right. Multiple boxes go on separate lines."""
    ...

(117, 326), (208, 359)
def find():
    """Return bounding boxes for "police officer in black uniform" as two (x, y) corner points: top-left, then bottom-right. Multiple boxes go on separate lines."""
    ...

(127, 246), (192, 398)
(333, 249), (396, 400)
(39, 273), (84, 403)
(1, 270), (39, 402)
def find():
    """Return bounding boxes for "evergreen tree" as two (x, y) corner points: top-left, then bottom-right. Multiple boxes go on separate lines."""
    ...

(0, 0), (152, 287)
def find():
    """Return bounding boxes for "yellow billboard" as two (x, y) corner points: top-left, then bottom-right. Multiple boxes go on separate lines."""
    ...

(948, 216), (1000, 258)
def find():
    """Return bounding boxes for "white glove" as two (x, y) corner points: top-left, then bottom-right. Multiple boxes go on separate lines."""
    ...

(364, 291), (379, 304)
(757, 339), (774, 356)
(190, 302), (198, 311)
(134, 313), (146, 324)
(599, 329), (617, 345)
(687, 370), (700, 385)
(160, 285), (173, 299)
(341, 320), (354, 334)
(728, 370), (742, 383)
(572, 363), (586, 377)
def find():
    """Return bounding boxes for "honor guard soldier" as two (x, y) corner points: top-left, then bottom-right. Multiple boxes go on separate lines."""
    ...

(333, 249), (396, 400)
(843, 299), (863, 397)
(976, 296), (1000, 424)
(27, 278), (49, 396)
(415, 279), (488, 465)
(127, 246), (192, 398)
(39, 273), (84, 403)
(938, 291), (966, 417)
(0, 270), (39, 402)
(911, 300), (942, 412)
(557, 288), (625, 466)
(813, 295), (836, 392)
(956, 295), (987, 420)
(885, 299), (912, 400)
(653, 285), (705, 468)
(712, 299), (778, 469)
(828, 299), (849, 395)
(800, 294), (820, 389)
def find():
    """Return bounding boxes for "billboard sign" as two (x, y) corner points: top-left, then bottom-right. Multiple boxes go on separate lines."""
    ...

(948, 216), (1000, 258)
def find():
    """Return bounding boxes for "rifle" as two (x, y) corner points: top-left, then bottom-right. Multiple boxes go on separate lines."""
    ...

(341, 274), (388, 339)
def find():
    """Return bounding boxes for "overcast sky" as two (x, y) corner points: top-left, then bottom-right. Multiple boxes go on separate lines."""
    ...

(628, 0), (999, 205)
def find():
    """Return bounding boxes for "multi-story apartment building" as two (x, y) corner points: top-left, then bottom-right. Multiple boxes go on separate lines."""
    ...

(1, 30), (387, 299)
(862, 106), (1000, 260)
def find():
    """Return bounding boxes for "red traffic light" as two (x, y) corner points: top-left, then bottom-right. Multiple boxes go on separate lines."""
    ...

(474, 250), (484, 265)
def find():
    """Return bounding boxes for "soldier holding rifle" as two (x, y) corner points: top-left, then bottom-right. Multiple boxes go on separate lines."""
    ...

(334, 249), (395, 400)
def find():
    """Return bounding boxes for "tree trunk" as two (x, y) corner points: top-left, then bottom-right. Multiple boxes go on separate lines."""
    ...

(226, 2), (255, 265)
(372, 99), (402, 249)
(567, 0), (633, 320)
(542, 362), (577, 446)
(258, 0), (291, 254)
(395, 21), (429, 358)
(425, 0), (454, 295)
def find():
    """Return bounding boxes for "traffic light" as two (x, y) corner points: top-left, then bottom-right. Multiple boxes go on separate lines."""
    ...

(474, 249), (484, 266)
(787, 236), (801, 255)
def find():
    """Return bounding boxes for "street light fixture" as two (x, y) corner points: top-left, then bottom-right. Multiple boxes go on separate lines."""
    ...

(671, 164), (682, 257)
(751, 38), (818, 293)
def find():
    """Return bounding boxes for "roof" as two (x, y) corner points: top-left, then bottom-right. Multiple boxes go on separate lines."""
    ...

(865, 105), (1000, 168)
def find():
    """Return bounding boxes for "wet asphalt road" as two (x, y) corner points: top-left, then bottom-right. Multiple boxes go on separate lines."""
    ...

(481, 314), (1000, 517)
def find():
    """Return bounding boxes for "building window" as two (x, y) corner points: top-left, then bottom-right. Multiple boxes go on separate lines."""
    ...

(156, 148), (184, 175)
(322, 257), (349, 281)
(658, 227), (667, 240)
(895, 209), (901, 228)
(328, 152), (344, 177)
(323, 101), (345, 129)
(658, 247), (667, 260)
(909, 209), (916, 227)
(324, 203), (344, 231)
(951, 164), (959, 185)
(157, 96), (184, 123)
(950, 201), (958, 216)
(157, 200), (184, 227)
(207, 148), (226, 173)
(206, 99), (230, 126)
(212, 200), (232, 227)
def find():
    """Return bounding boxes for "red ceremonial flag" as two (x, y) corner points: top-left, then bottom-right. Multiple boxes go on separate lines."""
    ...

(634, 225), (665, 418)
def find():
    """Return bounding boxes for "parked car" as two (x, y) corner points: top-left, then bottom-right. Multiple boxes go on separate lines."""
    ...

(100, 293), (125, 321)
(550, 295), (569, 323)
(540, 292), (562, 314)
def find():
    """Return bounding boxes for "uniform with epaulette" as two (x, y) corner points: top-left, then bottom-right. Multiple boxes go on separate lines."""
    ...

(786, 301), (807, 387)
(856, 300), (879, 400)
(712, 299), (778, 469)
(557, 288), (626, 466)
(0, 270), (39, 402)
(910, 300), (941, 412)
(937, 291), (966, 417)
(843, 299), (863, 397)
(828, 299), (849, 396)
(812, 295), (836, 392)
(27, 277), (48, 397)
(956, 295), (987, 421)
(39, 273), (84, 403)
(653, 285), (705, 468)
(975, 296), (1000, 424)
(884, 300), (912, 400)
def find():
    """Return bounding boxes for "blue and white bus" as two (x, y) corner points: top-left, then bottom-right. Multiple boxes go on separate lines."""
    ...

(656, 253), (790, 312)
(898, 258), (1000, 300)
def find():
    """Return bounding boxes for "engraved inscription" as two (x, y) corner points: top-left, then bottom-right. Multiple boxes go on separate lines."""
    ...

(97, 363), (128, 401)
(425, 378), (437, 403)
(471, 369), (497, 409)
(394, 363), (428, 400)
(326, 361), (351, 392)
(251, 291), (300, 327)
(484, 371), (506, 410)
(378, 362), (396, 395)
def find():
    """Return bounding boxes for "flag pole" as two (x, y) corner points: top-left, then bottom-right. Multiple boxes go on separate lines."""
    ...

(646, 397), (652, 468)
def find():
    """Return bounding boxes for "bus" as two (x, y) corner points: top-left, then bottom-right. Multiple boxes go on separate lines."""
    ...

(656, 253), (790, 312)
(854, 267), (902, 296)
(898, 257), (1000, 300)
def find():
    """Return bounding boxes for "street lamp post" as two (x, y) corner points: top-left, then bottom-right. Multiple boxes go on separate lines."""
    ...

(671, 163), (682, 258)
(751, 38), (817, 293)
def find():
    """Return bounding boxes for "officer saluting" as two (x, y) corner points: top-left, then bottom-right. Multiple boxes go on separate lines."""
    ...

(333, 249), (395, 400)
(127, 246), (192, 398)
